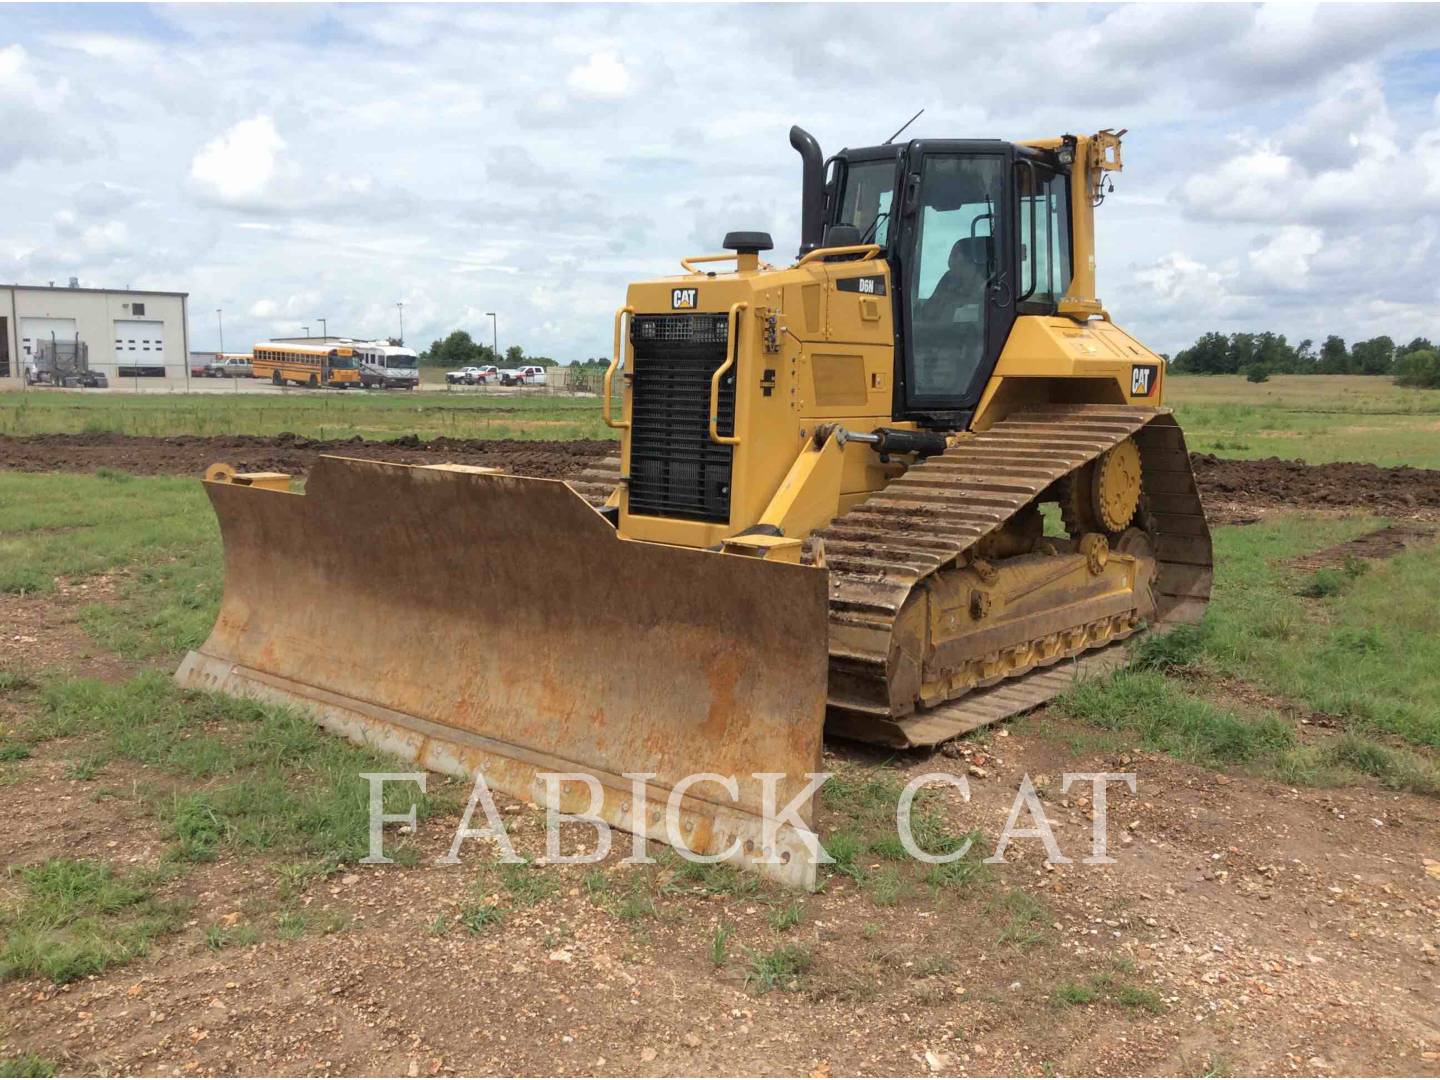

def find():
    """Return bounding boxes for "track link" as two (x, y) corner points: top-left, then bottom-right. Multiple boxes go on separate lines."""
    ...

(817, 405), (1211, 746)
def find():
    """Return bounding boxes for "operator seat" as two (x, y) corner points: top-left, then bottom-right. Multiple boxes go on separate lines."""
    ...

(920, 236), (990, 325)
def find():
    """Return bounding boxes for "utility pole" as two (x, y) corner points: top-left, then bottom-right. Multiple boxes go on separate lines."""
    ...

(396, 301), (405, 345)
(216, 309), (224, 355)
(485, 311), (498, 360)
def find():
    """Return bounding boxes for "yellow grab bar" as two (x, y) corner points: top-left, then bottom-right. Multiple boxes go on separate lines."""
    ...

(603, 306), (634, 430)
(679, 253), (737, 274)
(708, 302), (747, 446)
(796, 243), (883, 267)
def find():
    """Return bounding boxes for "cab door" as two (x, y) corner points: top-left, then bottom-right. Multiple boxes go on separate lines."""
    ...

(891, 142), (1016, 425)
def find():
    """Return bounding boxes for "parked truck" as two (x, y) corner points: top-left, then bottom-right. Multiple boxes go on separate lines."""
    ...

(29, 335), (107, 388)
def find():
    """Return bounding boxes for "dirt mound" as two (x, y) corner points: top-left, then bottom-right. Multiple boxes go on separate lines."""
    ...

(8, 434), (1440, 521)
(1190, 453), (1440, 519)
(0, 432), (615, 481)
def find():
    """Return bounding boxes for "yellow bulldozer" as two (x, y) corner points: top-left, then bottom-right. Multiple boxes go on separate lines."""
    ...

(177, 125), (1211, 887)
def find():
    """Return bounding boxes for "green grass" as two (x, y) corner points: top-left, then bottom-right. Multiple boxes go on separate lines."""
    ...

(458, 900), (504, 934)
(0, 390), (614, 443)
(1202, 516), (1440, 750)
(1053, 981), (1098, 1006)
(0, 859), (187, 984)
(274, 907), (350, 940)
(819, 765), (989, 902)
(1058, 514), (1440, 794)
(24, 671), (451, 864)
(205, 921), (261, 950)
(991, 888), (1051, 951)
(1059, 512), (1440, 789)
(494, 860), (559, 908)
(745, 943), (811, 993)
(709, 921), (734, 966)
(0, 472), (215, 598)
(668, 858), (762, 898)
(1061, 669), (1296, 765)
(769, 900), (804, 932)
(0, 1053), (56, 1078)
(1168, 374), (1440, 468)
(1053, 970), (1167, 1014)
(0, 471), (222, 657)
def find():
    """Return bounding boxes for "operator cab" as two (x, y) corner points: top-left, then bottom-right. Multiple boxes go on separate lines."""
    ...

(809, 134), (1074, 427)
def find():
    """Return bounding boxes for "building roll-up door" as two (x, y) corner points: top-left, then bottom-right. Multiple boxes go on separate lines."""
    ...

(114, 319), (166, 377)
(20, 318), (79, 368)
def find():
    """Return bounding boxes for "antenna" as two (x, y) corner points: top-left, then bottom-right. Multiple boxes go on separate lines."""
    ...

(883, 108), (925, 145)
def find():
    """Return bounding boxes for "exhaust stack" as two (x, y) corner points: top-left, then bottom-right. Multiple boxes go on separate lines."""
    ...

(789, 125), (824, 257)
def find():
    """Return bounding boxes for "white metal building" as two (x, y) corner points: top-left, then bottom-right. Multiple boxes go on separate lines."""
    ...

(0, 282), (190, 388)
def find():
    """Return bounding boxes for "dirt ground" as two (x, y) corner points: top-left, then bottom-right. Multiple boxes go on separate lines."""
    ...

(1187, 453), (1440, 523)
(4, 436), (1440, 1076)
(7, 433), (1440, 524)
(0, 433), (614, 482)
(2, 587), (1437, 1077)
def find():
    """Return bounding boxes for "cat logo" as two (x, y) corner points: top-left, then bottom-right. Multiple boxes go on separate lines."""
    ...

(671, 287), (698, 310)
(1130, 364), (1158, 398)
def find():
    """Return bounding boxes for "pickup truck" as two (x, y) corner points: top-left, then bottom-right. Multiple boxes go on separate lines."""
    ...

(500, 365), (548, 386)
(197, 356), (253, 378)
(446, 365), (498, 385)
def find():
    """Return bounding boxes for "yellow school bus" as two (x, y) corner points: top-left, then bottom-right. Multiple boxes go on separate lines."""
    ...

(251, 342), (361, 388)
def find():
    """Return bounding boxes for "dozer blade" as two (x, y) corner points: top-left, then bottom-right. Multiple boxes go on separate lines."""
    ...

(176, 456), (830, 887)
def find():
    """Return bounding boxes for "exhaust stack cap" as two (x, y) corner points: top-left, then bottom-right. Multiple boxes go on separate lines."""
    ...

(723, 231), (774, 255)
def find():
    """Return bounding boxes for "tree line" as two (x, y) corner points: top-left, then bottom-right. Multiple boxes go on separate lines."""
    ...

(418, 330), (559, 370)
(1170, 332), (1440, 387)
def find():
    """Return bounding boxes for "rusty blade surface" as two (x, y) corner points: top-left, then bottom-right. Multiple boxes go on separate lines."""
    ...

(176, 455), (830, 886)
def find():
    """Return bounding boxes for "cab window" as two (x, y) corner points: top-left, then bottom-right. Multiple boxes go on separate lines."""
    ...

(1017, 164), (1071, 311)
(906, 154), (1005, 401)
(833, 159), (896, 245)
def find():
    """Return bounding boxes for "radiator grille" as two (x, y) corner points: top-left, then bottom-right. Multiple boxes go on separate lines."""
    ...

(627, 314), (735, 523)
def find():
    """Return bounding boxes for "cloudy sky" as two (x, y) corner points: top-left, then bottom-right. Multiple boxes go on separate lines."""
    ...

(3, 2), (1439, 359)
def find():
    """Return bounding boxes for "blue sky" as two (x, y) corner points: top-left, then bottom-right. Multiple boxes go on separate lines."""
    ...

(3, 2), (1439, 359)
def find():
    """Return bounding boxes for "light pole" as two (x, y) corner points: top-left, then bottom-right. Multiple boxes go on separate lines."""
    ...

(216, 309), (224, 356)
(302, 325), (310, 337)
(485, 311), (498, 360)
(317, 318), (327, 341)
(396, 301), (405, 345)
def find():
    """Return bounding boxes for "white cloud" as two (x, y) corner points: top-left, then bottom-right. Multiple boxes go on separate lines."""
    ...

(190, 115), (286, 205)
(2, 4), (1439, 359)
(1178, 63), (1440, 227)
(566, 50), (632, 101)
(1133, 252), (1236, 311)
(1248, 226), (1323, 291)
(0, 43), (82, 172)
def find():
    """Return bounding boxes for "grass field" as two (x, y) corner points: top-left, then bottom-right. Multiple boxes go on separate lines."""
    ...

(7, 374), (1440, 469)
(1167, 374), (1440, 468)
(0, 390), (612, 442)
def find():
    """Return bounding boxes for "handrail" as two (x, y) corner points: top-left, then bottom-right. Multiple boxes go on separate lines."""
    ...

(680, 253), (738, 274)
(796, 243), (883, 267)
(708, 302), (747, 446)
(603, 306), (634, 430)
